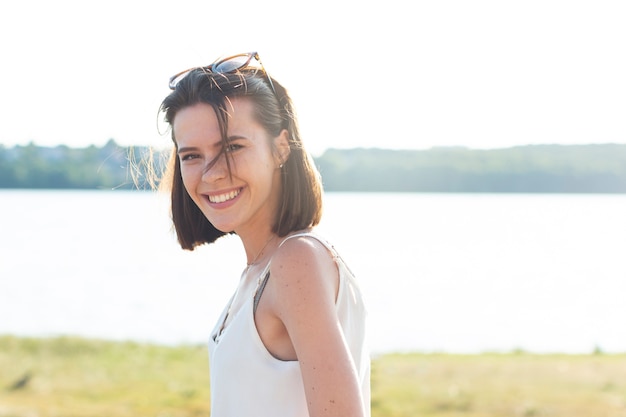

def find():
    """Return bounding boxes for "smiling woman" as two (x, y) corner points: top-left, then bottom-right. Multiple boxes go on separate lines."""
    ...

(173, 99), (287, 235)
(156, 53), (370, 417)
(160, 54), (322, 250)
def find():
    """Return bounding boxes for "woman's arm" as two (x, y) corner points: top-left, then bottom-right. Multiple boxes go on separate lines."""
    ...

(270, 236), (366, 417)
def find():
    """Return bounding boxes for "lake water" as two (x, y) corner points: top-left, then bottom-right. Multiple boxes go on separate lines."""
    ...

(0, 190), (625, 354)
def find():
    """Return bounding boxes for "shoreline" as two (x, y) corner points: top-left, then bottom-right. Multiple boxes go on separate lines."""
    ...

(2, 333), (622, 356)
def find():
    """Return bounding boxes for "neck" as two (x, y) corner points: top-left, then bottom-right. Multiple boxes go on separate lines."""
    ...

(243, 231), (277, 267)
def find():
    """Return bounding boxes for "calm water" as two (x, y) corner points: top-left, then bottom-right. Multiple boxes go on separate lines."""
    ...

(0, 190), (625, 354)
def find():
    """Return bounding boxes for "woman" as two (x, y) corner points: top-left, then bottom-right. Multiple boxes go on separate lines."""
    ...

(160, 52), (370, 417)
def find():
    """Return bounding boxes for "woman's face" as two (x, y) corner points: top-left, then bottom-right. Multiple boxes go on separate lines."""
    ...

(173, 98), (287, 235)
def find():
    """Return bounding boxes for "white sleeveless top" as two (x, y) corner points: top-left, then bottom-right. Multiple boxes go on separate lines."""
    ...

(208, 232), (370, 417)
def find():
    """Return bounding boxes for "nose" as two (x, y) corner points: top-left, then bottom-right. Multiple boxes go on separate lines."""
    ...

(201, 153), (229, 183)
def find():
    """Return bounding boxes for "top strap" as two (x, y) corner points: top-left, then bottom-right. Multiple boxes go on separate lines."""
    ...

(277, 232), (337, 256)
(253, 270), (271, 315)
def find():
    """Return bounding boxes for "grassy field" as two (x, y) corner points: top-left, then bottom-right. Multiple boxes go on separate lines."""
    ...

(1, 336), (625, 417)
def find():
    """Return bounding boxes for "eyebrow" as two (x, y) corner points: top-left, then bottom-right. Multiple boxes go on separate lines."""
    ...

(226, 135), (248, 143)
(177, 146), (200, 155)
(176, 136), (248, 155)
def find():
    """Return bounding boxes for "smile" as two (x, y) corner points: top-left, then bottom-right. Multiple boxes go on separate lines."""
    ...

(208, 188), (242, 204)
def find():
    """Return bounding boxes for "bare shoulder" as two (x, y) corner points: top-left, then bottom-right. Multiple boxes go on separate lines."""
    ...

(272, 234), (336, 271)
(269, 234), (339, 314)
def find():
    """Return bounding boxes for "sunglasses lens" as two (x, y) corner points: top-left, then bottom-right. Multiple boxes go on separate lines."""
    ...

(212, 54), (252, 74)
(169, 71), (191, 89)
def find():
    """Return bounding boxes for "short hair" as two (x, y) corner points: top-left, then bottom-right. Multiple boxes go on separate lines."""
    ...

(159, 67), (323, 250)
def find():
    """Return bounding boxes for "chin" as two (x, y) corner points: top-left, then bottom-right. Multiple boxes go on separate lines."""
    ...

(208, 222), (233, 234)
(208, 220), (237, 234)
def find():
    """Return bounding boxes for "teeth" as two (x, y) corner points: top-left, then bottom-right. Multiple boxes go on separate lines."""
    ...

(209, 189), (240, 203)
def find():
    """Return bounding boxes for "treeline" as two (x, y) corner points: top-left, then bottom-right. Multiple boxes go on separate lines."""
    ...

(316, 144), (626, 193)
(0, 140), (158, 190)
(0, 140), (132, 189)
(1, 141), (625, 192)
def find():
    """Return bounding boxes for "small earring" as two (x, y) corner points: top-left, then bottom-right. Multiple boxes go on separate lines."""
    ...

(279, 163), (284, 168)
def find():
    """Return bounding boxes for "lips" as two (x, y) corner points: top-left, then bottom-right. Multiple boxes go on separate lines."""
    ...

(207, 188), (242, 204)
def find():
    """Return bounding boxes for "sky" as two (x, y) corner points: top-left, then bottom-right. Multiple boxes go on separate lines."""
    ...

(1, 0), (625, 156)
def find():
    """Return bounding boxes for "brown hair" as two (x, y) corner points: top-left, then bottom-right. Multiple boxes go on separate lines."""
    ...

(159, 67), (323, 250)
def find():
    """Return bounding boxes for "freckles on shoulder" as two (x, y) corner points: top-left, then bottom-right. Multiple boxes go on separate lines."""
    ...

(270, 237), (339, 308)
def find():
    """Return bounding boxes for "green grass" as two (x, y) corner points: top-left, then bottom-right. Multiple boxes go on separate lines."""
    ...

(371, 352), (626, 417)
(1, 336), (626, 417)
(0, 336), (211, 417)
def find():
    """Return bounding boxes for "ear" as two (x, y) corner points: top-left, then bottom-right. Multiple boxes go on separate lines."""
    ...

(273, 129), (291, 166)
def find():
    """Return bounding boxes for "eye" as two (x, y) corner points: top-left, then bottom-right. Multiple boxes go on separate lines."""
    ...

(180, 153), (200, 162)
(225, 143), (243, 153)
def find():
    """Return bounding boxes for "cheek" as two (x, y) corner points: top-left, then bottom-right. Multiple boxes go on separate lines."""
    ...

(179, 165), (198, 194)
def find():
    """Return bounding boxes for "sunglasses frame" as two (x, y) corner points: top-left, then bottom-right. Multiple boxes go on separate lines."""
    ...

(168, 51), (276, 95)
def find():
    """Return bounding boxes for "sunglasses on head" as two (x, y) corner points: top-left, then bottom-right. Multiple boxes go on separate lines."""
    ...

(168, 51), (276, 95)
